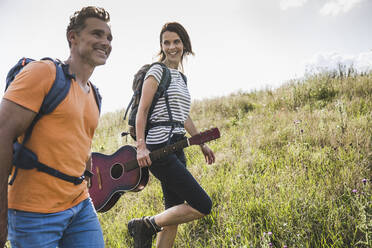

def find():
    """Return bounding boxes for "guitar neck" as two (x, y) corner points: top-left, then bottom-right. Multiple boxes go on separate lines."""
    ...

(149, 138), (189, 161)
(125, 138), (190, 172)
(125, 127), (220, 172)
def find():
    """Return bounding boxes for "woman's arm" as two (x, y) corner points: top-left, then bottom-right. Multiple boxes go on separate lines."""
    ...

(184, 116), (215, 165)
(135, 76), (158, 167)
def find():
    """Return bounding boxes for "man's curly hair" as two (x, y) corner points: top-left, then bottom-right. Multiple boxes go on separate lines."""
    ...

(66, 6), (110, 47)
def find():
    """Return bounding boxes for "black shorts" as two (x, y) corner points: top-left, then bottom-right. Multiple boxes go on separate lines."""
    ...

(147, 134), (212, 215)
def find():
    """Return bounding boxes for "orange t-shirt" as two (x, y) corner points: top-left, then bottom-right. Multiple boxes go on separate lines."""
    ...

(4, 60), (99, 213)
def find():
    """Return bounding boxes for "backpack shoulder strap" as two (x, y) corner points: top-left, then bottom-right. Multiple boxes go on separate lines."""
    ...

(90, 82), (102, 114)
(8, 58), (74, 185)
(153, 62), (171, 93)
(19, 58), (73, 143)
(179, 72), (187, 85)
(148, 62), (171, 113)
(38, 58), (72, 115)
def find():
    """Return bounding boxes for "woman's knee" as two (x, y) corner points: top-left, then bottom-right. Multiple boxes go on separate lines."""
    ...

(201, 196), (212, 215)
(162, 224), (178, 232)
(190, 196), (212, 216)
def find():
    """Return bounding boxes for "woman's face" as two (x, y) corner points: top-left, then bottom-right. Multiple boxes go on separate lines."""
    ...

(161, 31), (184, 67)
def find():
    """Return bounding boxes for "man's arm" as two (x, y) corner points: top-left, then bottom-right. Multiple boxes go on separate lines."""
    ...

(0, 99), (36, 247)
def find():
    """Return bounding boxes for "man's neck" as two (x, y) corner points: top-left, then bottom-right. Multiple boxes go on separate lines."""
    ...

(65, 56), (95, 90)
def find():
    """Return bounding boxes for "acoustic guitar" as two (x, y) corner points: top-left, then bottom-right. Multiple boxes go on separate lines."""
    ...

(89, 127), (220, 212)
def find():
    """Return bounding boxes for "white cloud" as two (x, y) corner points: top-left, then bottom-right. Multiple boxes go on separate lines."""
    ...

(280, 0), (308, 10)
(280, 0), (365, 16)
(320, 0), (365, 16)
(304, 51), (372, 74)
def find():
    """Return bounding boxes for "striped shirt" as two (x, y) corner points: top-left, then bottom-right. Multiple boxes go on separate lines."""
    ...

(144, 64), (191, 144)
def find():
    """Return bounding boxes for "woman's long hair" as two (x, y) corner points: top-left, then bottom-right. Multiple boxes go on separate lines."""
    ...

(158, 22), (194, 71)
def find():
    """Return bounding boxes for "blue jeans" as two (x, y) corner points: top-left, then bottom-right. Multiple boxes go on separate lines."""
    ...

(8, 198), (104, 248)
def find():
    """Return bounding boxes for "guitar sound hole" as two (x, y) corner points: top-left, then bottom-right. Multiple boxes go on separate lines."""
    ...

(111, 163), (124, 179)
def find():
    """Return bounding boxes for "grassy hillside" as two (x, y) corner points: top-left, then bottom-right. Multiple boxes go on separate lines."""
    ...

(93, 70), (371, 248)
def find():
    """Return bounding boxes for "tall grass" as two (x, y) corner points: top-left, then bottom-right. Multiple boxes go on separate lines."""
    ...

(93, 70), (371, 247)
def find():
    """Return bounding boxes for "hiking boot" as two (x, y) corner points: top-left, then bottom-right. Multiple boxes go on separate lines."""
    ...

(128, 217), (157, 248)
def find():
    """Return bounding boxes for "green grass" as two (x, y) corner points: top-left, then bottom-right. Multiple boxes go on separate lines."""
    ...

(93, 70), (371, 247)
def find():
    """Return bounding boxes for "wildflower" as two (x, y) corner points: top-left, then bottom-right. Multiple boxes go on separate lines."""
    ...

(352, 189), (357, 193)
(362, 178), (367, 184)
(269, 243), (273, 247)
(284, 246), (288, 248)
(268, 232), (272, 235)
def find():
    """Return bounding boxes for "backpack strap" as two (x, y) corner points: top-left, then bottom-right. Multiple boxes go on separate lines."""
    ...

(146, 63), (186, 143)
(122, 62), (184, 141)
(20, 59), (72, 144)
(8, 58), (89, 186)
(11, 142), (87, 185)
(146, 62), (172, 120)
(179, 72), (187, 85)
(90, 82), (102, 114)
(40, 58), (72, 114)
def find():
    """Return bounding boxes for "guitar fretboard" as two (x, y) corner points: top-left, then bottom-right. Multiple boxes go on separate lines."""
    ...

(150, 138), (189, 161)
(124, 138), (189, 172)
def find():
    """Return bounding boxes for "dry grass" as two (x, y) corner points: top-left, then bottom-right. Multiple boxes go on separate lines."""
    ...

(93, 70), (371, 247)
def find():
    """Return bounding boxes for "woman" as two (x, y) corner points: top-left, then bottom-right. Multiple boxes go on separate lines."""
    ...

(127, 22), (215, 248)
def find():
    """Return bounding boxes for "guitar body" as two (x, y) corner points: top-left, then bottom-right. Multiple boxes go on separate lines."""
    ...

(89, 145), (149, 212)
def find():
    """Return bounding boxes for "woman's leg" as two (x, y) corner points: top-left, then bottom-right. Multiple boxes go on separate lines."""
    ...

(148, 149), (211, 247)
(156, 225), (178, 248)
(149, 151), (212, 217)
(153, 203), (205, 248)
(154, 203), (205, 227)
(128, 137), (212, 248)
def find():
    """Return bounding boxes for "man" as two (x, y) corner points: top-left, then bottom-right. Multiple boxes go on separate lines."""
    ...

(0, 6), (112, 248)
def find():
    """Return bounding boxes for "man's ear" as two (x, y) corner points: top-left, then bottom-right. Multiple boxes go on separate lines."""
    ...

(67, 30), (78, 46)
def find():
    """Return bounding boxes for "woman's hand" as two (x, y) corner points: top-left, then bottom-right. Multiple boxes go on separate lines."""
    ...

(200, 144), (215, 164)
(136, 146), (152, 167)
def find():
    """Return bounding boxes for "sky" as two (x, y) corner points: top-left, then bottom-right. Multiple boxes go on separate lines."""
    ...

(1, 0), (371, 113)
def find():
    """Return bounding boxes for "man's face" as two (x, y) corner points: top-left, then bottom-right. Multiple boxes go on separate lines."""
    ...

(71, 17), (112, 66)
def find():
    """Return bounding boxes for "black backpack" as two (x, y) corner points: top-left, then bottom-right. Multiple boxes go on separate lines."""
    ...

(122, 62), (186, 141)
(6, 57), (102, 185)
